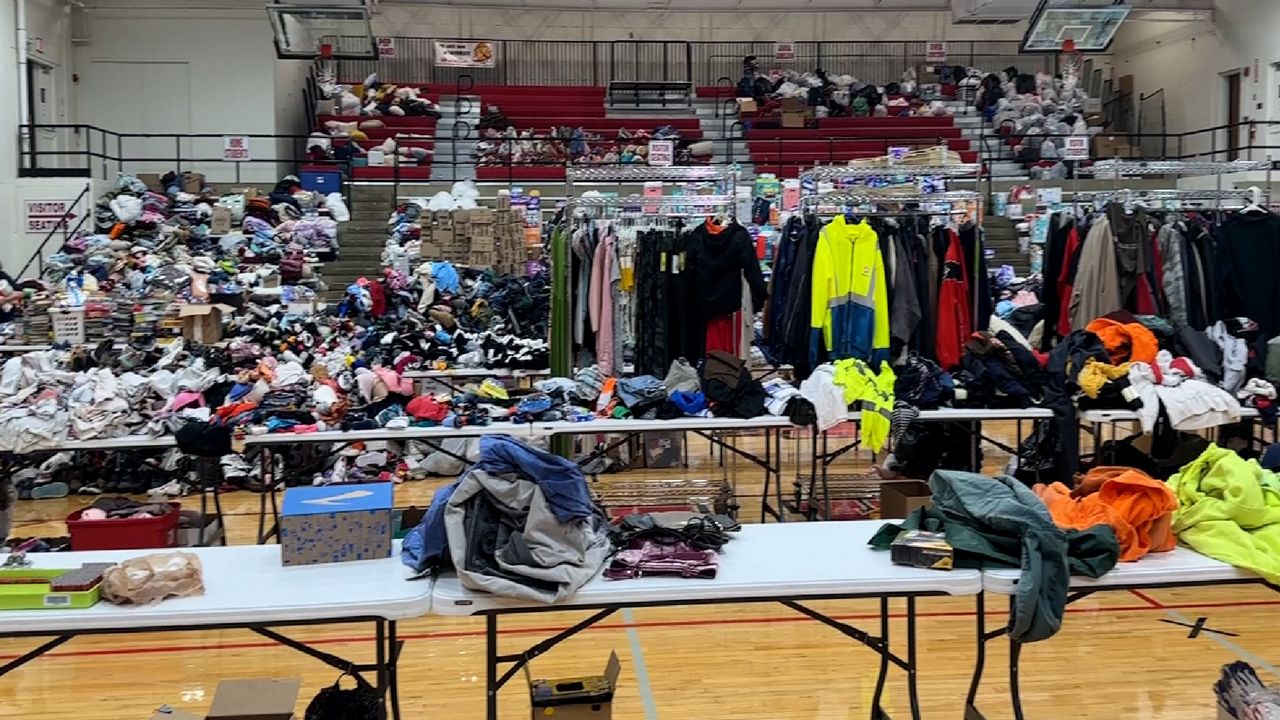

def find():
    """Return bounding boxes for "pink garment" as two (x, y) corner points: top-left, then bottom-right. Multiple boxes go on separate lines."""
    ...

(1012, 290), (1039, 307)
(373, 367), (413, 395)
(588, 230), (616, 374)
(168, 391), (206, 412)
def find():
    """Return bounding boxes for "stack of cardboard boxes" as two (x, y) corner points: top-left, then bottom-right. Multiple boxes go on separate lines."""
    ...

(419, 206), (528, 272)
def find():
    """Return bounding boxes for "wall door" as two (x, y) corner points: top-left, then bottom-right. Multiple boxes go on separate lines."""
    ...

(1226, 71), (1242, 161)
(27, 62), (59, 169)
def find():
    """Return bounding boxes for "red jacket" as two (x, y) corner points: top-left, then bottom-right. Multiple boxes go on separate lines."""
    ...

(935, 229), (972, 370)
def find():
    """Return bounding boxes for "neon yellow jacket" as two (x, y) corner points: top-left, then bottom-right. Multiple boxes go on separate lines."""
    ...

(809, 216), (890, 366)
(1167, 444), (1280, 583)
(833, 358), (896, 453)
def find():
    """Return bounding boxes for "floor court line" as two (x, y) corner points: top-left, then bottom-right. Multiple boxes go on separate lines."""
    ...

(622, 608), (660, 720)
(3, 597), (1278, 664)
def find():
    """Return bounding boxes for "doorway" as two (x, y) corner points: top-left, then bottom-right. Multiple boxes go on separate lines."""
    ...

(26, 61), (58, 170)
(1226, 71), (1242, 160)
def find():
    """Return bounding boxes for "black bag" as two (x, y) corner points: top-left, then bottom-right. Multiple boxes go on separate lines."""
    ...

(305, 672), (385, 720)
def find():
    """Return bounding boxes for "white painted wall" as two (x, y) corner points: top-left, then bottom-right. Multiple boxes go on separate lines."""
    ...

(1109, 0), (1280, 161)
(70, 4), (288, 183)
(1, 3), (20, 275)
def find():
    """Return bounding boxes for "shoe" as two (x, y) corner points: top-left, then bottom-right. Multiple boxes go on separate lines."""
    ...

(477, 379), (509, 400)
(148, 480), (187, 498)
(31, 482), (70, 499)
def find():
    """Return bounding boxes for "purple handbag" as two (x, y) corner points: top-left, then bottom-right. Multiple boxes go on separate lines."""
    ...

(604, 540), (718, 580)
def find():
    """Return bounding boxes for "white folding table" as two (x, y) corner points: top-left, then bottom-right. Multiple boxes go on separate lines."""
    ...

(803, 408), (1056, 522)
(967, 547), (1272, 720)
(536, 416), (796, 522)
(0, 544), (429, 720)
(1078, 407), (1272, 465)
(432, 520), (982, 720)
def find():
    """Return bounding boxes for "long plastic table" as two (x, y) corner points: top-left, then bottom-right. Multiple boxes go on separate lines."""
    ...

(0, 544), (428, 720)
(967, 547), (1272, 720)
(431, 520), (982, 720)
(536, 416), (795, 521)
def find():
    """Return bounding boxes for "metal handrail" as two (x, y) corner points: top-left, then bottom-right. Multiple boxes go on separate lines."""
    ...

(17, 181), (92, 279)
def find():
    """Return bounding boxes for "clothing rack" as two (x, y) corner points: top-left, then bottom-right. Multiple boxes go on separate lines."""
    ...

(1067, 188), (1265, 211)
(1083, 159), (1274, 215)
(798, 161), (986, 330)
(554, 165), (742, 380)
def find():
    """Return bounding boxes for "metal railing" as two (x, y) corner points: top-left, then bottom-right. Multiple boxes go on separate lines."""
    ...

(333, 38), (1060, 88)
(18, 181), (92, 280)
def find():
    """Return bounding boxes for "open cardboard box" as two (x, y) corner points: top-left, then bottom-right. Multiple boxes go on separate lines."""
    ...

(527, 651), (621, 719)
(179, 304), (235, 345)
(880, 480), (932, 519)
(150, 678), (300, 720)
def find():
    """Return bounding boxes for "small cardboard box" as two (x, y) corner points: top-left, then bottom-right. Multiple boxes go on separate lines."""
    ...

(452, 208), (472, 223)
(470, 207), (495, 224)
(182, 171), (206, 194)
(470, 236), (495, 253)
(279, 484), (393, 566)
(779, 97), (806, 112)
(496, 194), (512, 210)
(1093, 135), (1135, 159)
(916, 64), (941, 84)
(528, 651), (620, 720)
(434, 228), (455, 245)
(781, 111), (809, 129)
(420, 242), (442, 259)
(137, 173), (164, 192)
(210, 206), (232, 236)
(736, 97), (758, 114)
(178, 303), (234, 344)
(150, 678), (301, 720)
(880, 480), (932, 519)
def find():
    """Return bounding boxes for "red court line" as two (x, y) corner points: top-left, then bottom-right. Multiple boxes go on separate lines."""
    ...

(1128, 589), (1166, 608)
(3, 596), (1278, 664)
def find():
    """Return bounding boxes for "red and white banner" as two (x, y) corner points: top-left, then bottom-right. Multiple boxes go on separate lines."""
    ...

(434, 40), (497, 68)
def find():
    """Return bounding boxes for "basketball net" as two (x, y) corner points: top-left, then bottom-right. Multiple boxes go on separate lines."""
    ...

(317, 42), (338, 98)
(1059, 38), (1083, 90)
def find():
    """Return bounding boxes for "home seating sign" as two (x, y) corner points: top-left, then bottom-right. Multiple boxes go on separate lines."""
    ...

(434, 40), (497, 68)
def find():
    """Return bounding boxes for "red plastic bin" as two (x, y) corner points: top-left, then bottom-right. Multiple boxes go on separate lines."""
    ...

(67, 502), (180, 551)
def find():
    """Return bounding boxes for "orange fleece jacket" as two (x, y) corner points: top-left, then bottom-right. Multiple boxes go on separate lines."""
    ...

(1084, 317), (1159, 365)
(1034, 467), (1178, 562)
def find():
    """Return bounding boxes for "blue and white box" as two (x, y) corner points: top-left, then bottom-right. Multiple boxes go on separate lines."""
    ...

(280, 484), (394, 566)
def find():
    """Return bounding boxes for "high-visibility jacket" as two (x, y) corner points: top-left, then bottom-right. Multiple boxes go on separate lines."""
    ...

(809, 216), (889, 367)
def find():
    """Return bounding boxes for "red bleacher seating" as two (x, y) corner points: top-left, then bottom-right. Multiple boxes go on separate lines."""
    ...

(316, 115), (439, 128)
(477, 165), (567, 181)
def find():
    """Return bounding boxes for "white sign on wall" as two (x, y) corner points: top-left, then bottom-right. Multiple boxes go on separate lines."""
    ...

(926, 41), (947, 62)
(223, 135), (251, 162)
(377, 37), (396, 57)
(434, 40), (497, 68)
(1063, 136), (1090, 161)
(24, 199), (80, 235)
(647, 140), (674, 167)
(774, 42), (797, 62)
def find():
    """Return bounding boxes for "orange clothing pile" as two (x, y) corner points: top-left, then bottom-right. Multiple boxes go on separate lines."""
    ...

(1034, 467), (1178, 562)
(1085, 317), (1158, 365)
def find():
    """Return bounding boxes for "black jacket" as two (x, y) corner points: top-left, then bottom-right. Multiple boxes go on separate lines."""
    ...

(686, 222), (767, 317)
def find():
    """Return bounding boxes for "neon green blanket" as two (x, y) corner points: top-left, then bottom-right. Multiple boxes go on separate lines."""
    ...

(1167, 444), (1280, 583)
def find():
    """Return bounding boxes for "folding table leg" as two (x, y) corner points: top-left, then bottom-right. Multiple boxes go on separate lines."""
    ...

(774, 427), (785, 522)
(388, 620), (403, 720)
(905, 597), (922, 720)
(486, 614), (499, 720)
(964, 593), (987, 719)
(870, 597), (891, 720)
(1009, 594), (1026, 720)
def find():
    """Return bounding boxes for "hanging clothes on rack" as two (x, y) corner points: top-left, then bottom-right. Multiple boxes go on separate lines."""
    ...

(808, 215), (890, 368)
(935, 227), (972, 370)
(685, 219), (767, 359)
(1217, 208), (1280, 338)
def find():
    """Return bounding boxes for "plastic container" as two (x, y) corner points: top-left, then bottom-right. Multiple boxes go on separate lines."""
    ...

(49, 307), (86, 345)
(0, 569), (102, 610)
(67, 502), (179, 551)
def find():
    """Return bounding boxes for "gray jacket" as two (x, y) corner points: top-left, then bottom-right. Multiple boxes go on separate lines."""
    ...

(1157, 223), (1188, 325)
(1069, 217), (1121, 330)
(445, 468), (609, 603)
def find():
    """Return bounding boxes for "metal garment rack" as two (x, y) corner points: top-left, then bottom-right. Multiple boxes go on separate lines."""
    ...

(1085, 158), (1274, 213)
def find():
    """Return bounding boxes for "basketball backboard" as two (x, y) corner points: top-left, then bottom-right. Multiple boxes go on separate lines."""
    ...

(266, 5), (377, 60)
(1021, 3), (1131, 53)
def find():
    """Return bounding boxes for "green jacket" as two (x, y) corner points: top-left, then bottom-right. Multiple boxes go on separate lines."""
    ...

(1168, 444), (1280, 583)
(872, 471), (1118, 643)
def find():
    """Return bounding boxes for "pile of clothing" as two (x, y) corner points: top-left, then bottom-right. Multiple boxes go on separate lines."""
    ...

(474, 121), (703, 167)
(325, 74), (442, 119)
(5, 173), (344, 347)
(735, 62), (958, 120)
(979, 65), (1097, 176)
(605, 512), (737, 580)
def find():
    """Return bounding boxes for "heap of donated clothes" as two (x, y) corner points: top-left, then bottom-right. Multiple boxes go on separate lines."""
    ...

(3, 172), (346, 347)
(401, 435), (738, 600)
(874, 439), (1280, 643)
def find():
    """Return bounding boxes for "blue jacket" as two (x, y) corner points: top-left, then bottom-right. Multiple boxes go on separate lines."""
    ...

(401, 434), (594, 572)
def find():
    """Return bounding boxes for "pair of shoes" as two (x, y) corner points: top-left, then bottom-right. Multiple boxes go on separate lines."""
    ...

(148, 480), (187, 498)
(31, 482), (70, 499)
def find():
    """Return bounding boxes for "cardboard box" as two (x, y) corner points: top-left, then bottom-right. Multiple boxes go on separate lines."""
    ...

(880, 480), (932, 519)
(781, 111), (809, 129)
(452, 209), (472, 224)
(210, 206), (232, 236)
(178, 303), (234, 344)
(137, 173), (164, 192)
(1093, 135), (1135, 159)
(182, 172), (206, 194)
(528, 651), (620, 720)
(496, 194), (512, 210)
(470, 237), (495, 253)
(279, 484), (393, 566)
(736, 97), (758, 114)
(916, 64), (941, 84)
(470, 208), (494, 224)
(420, 242), (442, 259)
(779, 97), (806, 112)
(150, 678), (301, 720)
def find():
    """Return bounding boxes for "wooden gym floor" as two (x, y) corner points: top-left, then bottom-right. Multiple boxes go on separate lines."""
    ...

(3, 424), (1278, 719)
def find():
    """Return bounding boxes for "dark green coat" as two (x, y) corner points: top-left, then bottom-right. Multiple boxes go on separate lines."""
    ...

(871, 471), (1118, 643)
